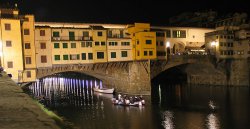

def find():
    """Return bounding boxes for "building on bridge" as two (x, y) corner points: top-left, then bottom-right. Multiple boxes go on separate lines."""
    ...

(0, 8), (37, 82)
(0, 7), (215, 83)
(151, 26), (214, 59)
(205, 13), (250, 59)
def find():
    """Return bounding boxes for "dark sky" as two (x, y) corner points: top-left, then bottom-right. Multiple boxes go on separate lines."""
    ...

(1, 0), (249, 25)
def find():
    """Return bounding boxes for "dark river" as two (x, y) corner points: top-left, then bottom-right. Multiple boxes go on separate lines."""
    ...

(26, 72), (250, 129)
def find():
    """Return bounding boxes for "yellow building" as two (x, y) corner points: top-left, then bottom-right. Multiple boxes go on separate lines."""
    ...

(21, 15), (37, 82)
(0, 8), (24, 82)
(205, 13), (250, 59)
(51, 28), (95, 65)
(128, 23), (157, 60)
(107, 27), (132, 62)
(35, 26), (52, 68)
(91, 26), (108, 63)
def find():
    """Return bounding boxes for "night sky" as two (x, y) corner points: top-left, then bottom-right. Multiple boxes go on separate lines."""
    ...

(0, 0), (249, 25)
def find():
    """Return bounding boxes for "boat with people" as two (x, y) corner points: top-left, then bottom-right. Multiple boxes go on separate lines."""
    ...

(93, 86), (114, 94)
(112, 94), (145, 107)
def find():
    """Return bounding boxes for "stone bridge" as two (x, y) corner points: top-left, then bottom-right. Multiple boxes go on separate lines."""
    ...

(36, 55), (211, 95)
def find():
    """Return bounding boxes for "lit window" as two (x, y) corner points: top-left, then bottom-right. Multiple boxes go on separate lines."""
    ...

(173, 30), (186, 38)
(70, 54), (79, 60)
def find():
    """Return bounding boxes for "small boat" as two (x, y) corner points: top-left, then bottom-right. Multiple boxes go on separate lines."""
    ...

(93, 87), (114, 94)
(113, 102), (144, 107)
(94, 92), (114, 99)
(112, 98), (145, 107)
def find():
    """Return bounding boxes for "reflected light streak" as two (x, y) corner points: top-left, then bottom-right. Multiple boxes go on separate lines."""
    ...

(162, 111), (174, 129)
(29, 75), (102, 107)
(206, 113), (220, 129)
(209, 100), (216, 110)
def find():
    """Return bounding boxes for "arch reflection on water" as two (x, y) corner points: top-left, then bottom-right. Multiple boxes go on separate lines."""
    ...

(27, 73), (150, 129)
(28, 74), (103, 108)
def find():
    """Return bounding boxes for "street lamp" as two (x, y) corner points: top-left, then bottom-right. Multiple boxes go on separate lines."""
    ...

(210, 41), (217, 55)
(166, 41), (170, 60)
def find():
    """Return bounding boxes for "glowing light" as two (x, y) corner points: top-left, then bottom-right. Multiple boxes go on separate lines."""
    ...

(206, 113), (220, 129)
(211, 41), (217, 46)
(162, 111), (174, 129)
(166, 41), (170, 48)
(209, 100), (216, 110)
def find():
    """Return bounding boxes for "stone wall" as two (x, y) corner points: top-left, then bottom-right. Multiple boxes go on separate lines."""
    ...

(102, 61), (151, 95)
(37, 61), (151, 95)
(186, 58), (249, 86)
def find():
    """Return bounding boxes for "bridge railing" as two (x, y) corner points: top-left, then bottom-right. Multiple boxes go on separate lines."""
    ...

(168, 55), (213, 63)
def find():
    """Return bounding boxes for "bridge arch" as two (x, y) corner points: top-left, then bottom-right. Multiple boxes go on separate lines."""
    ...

(172, 41), (185, 54)
(37, 69), (103, 81)
(150, 55), (212, 80)
(151, 61), (191, 81)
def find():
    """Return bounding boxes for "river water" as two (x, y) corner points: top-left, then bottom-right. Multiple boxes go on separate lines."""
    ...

(26, 72), (250, 129)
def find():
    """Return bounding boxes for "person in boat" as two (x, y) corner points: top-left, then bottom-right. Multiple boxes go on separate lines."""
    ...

(118, 94), (122, 100)
(129, 96), (134, 104)
(125, 96), (130, 105)
(134, 96), (139, 102)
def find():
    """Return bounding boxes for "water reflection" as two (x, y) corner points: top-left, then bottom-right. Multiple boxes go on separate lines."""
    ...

(26, 72), (250, 129)
(29, 76), (103, 108)
(206, 113), (220, 129)
(162, 111), (174, 129)
(27, 72), (154, 129)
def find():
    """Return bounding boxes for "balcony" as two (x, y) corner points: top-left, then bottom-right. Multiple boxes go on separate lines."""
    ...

(51, 36), (93, 41)
(107, 34), (130, 39)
